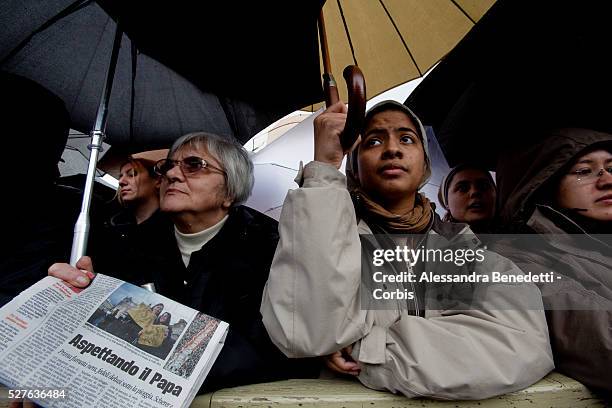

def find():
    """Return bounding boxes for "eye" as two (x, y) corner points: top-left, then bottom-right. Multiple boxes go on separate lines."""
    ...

(475, 180), (493, 191)
(453, 183), (470, 193)
(605, 166), (612, 175)
(399, 134), (415, 144)
(183, 156), (205, 172)
(364, 137), (382, 147)
(573, 168), (593, 176)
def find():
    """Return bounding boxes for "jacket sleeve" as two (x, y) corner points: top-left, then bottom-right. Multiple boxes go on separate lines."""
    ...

(261, 161), (554, 399)
(261, 161), (372, 357)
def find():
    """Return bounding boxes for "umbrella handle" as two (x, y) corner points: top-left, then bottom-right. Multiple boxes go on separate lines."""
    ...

(340, 65), (366, 151)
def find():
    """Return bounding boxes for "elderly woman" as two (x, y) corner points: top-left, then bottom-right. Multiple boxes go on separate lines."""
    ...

(261, 101), (553, 399)
(494, 128), (612, 392)
(50, 132), (317, 391)
(437, 164), (497, 232)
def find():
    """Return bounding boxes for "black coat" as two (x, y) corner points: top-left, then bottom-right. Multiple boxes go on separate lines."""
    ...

(90, 209), (179, 292)
(0, 185), (82, 306)
(95, 205), (318, 392)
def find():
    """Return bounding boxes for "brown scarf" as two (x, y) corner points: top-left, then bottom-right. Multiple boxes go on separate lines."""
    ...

(353, 189), (433, 233)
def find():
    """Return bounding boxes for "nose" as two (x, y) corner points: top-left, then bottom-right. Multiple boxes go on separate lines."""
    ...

(596, 169), (612, 189)
(164, 161), (185, 183)
(381, 137), (402, 159)
(118, 175), (128, 187)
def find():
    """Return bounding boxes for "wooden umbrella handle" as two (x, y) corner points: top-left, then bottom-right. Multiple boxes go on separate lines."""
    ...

(340, 65), (366, 151)
(318, 11), (366, 151)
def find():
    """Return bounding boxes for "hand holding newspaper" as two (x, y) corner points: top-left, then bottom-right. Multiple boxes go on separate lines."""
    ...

(0, 274), (228, 408)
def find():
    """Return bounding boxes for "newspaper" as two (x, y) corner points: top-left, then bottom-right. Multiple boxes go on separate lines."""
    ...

(0, 274), (229, 408)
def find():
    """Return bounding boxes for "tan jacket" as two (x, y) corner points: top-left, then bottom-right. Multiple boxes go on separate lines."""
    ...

(261, 161), (553, 400)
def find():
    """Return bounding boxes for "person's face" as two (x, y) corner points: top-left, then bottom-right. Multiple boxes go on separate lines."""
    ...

(152, 304), (164, 315)
(118, 162), (158, 205)
(556, 149), (612, 221)
(357, 110), (426, 209)
(447, 169), (496, 224)
(159, 312), (170, 324)
(159, 146), (232, 216)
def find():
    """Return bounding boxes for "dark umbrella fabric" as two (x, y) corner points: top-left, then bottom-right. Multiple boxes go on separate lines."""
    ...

(405, 0), (612, 169)
(1, 0), (324, 150)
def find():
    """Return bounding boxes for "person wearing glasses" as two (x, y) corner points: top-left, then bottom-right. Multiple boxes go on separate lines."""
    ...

(50, 132), (318, 391)
(493, 128), (612, 392)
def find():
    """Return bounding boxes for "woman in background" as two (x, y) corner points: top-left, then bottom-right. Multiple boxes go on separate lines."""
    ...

(438, 164), (497, 233)
(494, 128), (612, 392)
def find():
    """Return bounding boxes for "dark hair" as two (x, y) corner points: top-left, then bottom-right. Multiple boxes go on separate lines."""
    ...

(154, 312), (172, 326)
(2, 72), (70, 181)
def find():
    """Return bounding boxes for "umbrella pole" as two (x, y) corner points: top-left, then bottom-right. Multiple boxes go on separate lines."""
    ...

(70, 24), (123, 266)
(318, 10), (366, 151)
(318, 10), (339, 106)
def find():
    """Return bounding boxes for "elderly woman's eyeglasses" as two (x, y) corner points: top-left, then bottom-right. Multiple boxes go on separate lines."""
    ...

(154, 157), (226, 177)
(568, 167), (612, 184)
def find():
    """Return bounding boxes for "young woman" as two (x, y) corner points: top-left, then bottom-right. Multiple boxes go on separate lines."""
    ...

(262, 100), (553, 399)
(495, 128), (612, 392)
(89, 156), (169, 289)
(116, 157), (161, 225)
(438, 164), (496, 232)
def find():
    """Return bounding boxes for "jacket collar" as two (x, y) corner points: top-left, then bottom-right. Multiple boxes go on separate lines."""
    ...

(527, 205), (612, 256)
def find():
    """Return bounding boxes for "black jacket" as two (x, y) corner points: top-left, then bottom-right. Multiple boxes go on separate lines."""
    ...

(0, 185), (81, 306)
(95, 205), (318, 392)
(91, 209), (179, 292)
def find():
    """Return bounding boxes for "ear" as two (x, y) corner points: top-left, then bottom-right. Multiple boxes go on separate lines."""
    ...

(221, 196), (233, 210)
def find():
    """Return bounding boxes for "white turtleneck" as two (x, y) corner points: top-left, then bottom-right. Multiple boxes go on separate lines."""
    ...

(174, 215), (229, 267)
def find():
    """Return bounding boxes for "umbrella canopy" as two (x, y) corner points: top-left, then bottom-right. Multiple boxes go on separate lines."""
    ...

(1, 0), (324, 150)
(405, 0), (612, 168)
(312, 0), (496, 108)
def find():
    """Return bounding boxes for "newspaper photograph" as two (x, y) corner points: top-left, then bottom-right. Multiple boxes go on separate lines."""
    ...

(0, 274), (229, 408)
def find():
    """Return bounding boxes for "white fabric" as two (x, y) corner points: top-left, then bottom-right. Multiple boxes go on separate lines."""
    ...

(174, 215), (228, 266)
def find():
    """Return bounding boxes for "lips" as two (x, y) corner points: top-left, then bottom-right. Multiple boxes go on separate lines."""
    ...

(595, 194), (612, 203)
(467, 201), (483, 210)
(165, 188), (186, 195)
(378, 163), (408, 176)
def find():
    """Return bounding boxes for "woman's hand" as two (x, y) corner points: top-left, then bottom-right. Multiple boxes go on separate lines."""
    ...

(313, 101), (349, 169)
(48, 256), (96, 288)
(323, 345), (361, 376)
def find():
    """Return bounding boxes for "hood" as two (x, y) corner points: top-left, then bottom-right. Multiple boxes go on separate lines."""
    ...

(496, 128), (612, 224)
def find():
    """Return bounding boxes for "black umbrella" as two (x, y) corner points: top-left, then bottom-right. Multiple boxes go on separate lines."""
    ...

(1, 0), (324, 149)
(1, 0), (324, 263)
(405, 0), (612, 169)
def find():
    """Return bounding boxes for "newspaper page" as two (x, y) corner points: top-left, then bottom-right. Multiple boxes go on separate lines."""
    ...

(0, 274), (229, 408)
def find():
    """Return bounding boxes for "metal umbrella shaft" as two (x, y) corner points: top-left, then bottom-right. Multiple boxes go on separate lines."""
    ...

(70, 24), (123, 265)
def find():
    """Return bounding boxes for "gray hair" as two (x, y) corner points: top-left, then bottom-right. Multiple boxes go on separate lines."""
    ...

(168, 132), (254, 206)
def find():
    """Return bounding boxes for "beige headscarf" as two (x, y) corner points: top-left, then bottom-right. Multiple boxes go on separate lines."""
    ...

(346, 101), (433, 233)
